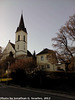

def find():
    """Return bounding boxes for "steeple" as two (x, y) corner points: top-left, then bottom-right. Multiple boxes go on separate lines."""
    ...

(16, 14), (27, 33)
(15, 14), (28, 57)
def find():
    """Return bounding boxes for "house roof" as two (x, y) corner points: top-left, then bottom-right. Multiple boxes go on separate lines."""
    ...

(37, 48), (54, 55)
(16, 14), (27, 33)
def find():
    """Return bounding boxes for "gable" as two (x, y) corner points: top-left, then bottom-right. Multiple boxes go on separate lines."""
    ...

(37, 48), (54, 56)
(10, 42), (15, 49)
(1, 41), (15, 60)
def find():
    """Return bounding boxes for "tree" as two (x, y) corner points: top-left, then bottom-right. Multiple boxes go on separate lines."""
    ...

(10, 58), (36, 74)
(0, 51), (15, 74)
(66, 14), (75, 41)
(52, 14), (75, 72)
(33, 50), (36, 61)
(47, 51), (58, 64)
(10, 58), (37, 85)
(0, 46), (2, 53)
(0, 46), (3, 76)
(0, 46), (3, 60)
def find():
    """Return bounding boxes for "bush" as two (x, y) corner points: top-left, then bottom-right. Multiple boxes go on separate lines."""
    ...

(11, 69), (28, 86)
(29, 71), (75, 91)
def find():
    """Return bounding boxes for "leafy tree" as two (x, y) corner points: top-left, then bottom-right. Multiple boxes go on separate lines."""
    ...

(52, 14), (75, 72)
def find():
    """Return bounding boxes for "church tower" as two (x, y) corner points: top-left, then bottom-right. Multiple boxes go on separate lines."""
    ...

(15, 14), (27, 57)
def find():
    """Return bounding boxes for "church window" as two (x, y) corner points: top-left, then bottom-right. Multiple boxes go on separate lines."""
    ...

(18, 35), (20, 41)
(47, 64), (50, 68)
(17, 45), (19, 49)
(23, 35), (25, 42)
(24, 44), (25, 50)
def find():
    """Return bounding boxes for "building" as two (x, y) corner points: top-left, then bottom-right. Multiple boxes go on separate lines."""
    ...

(37, 48), (58, 71)
(37, 48), (65, 71)
(1, 14), (32, 60)
(1, 14), (65, 72)
(1, 41), (15, 60)
(15, 14), (27, 57)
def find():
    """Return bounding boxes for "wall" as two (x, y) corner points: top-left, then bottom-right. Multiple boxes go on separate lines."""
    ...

(1, 42), (15, 60)
(15, 30), (27, 57)
(37, 54), (57, 71)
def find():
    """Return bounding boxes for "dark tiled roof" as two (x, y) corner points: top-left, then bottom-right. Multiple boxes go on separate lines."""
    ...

(37, 48), (54, 55)
(27, 50), (32, 57)
(16, 14), (27, 33)
(10, 42), (15, 50)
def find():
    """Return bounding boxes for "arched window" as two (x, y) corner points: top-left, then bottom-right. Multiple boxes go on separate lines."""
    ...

(23, 35), (25, 42)
(17, 45), (19, 49)
(24, 44), (25, 50)
(18, 35), (20, 41)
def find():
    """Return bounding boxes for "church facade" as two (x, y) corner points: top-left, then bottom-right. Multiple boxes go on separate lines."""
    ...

(1, 14), (65, 71)
(1, 14), (32, 60)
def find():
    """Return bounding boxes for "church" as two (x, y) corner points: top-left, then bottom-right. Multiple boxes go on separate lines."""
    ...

(1, 14), (32, 60)
(1, 14), (65, 71)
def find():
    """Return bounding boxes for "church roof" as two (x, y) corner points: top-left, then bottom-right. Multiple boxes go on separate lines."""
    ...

(16, 14), (27, 33)
(37, 48), (54, 55)
(27, 50), (32, 57)
(9, 41), (15, 49)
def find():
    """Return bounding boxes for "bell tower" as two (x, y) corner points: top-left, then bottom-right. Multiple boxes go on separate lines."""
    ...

(15, 14), (27, 57)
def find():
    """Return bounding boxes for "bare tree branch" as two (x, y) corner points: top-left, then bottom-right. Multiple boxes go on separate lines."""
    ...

(52, 14), (75, 71)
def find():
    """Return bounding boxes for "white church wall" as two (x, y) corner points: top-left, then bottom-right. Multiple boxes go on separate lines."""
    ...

(15, 30), (27, 57)
(1, 41), (15, 60)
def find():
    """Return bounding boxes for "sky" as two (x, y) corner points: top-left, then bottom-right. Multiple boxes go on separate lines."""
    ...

(0, 0), (75, 54)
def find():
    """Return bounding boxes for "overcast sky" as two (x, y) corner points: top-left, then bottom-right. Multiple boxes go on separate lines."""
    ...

(0, 0), (75, 54)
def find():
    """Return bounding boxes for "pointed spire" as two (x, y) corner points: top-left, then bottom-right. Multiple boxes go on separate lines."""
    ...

(19, 14), (25, 29)
(16, 14), (27, 33)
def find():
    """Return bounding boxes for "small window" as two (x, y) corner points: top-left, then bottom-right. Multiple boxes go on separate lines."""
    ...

(18, 35), (20, 41)
(24, 35), (25, 42)
(41, 56), (44, 61)
(47, 64), (50, 68)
